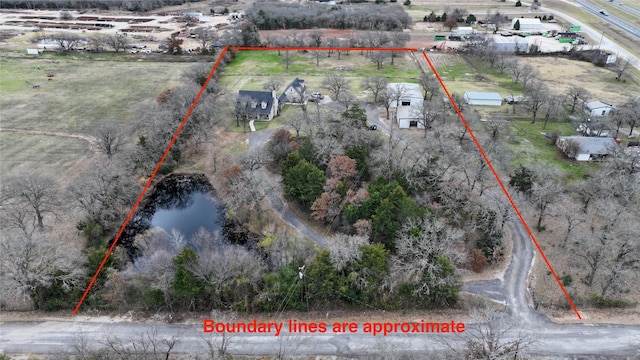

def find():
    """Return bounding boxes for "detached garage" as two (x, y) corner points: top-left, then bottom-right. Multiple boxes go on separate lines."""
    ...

(463, 92), (503, 106)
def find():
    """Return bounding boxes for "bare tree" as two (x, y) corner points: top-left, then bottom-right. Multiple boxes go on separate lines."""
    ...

(105, 34), (130, 53)
(321, 73), (350, 101)
(102, 327), (179, 359)
(369, 50), (390, 70)
(525, 80), (548, 124)
(67, 159), (139, 233)
(0, 230), (84, 310)
(508, 58), (522, 84)
(542, 95), (562, 130)
(618, 97), (640, 137)
(87, 33), (107, 52)
(361, 76), (388, 103)
(462, 307), (533, 359)
(50, 32), (83, 53)
(519, 63), (539, 91)
(419, 73), (440, 101)
(1, 173), (60, 231)
(94, 120), (125, 158)
(308, 28), (324, 66)
(192, 27), (218, 54)
(613, 57), (635, 81)
(531, 180), (561, 230)
(413, 99), (445, 138)
(564, 85), (589, 114)
(553, 196), (586, 247)
(263, 77), (284, 92)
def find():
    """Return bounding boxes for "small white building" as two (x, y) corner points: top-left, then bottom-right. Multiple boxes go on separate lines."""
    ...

(455, 26), (474, 35)
(387, 83), (424, 128)
(464, 92), (503, 106)
(584, 101), (615, 117)
(493, 37), (528, 53)
(512, 18), (542, 30)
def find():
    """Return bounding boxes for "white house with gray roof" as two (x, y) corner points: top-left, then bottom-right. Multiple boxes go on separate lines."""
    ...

(556, 136), (620, 161)
(584, 101), (615, 117)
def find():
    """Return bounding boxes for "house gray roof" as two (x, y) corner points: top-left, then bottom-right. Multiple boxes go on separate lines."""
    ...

(279, 77), (305, 103)
(238, 90), (274, 115)
(585, 101), (614, 110)
(464, 92), (503, 101)
(559, 136), (619, 155)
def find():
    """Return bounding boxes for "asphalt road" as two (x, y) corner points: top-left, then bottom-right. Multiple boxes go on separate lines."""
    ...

(575, 0), (640, 40)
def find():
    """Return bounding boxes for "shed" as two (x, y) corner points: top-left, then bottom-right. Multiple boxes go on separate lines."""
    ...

(556, 136), (619, 161)
(584, 101), (614, 117)
(463, 92), (503, 106)
(492, 37), (528, 53)
(512, 18), (542, 30)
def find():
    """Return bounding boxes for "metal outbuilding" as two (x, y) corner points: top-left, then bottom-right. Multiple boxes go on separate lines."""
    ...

(492, 37), (528, 53)
(512, 18), (542, 30)
(463, 92), (503, 106)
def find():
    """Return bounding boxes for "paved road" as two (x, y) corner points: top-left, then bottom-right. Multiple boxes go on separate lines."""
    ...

(575, 0), (640, 40)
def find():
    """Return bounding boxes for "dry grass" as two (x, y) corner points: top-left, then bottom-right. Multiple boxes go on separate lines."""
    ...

(525, 56), (640, 104)
(529, 212), (640, 324)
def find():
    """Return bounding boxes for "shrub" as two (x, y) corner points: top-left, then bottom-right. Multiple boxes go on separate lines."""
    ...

(592, 294), (634, 308)
(561, 274), (572, 286)
(469, 249), (489, 273)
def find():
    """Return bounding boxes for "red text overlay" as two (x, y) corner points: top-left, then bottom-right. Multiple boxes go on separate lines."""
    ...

(203, 319), (465, 336)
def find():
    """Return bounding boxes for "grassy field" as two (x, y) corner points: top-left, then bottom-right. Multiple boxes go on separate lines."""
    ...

(0, 53), (195, 179)
(0, 57), (191, 133)
(0, 131), (94, 178)
(221, 50), (422, 97)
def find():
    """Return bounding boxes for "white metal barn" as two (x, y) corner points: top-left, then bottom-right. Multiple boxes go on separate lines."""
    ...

(463, 92), (503, 106)
(512, 18), (542, 30)
(387, 83), (424, 128)
(493, 37), (528, 52)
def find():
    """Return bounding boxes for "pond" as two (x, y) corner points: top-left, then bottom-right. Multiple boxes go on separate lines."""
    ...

(118, 173), (227, 257)
(150, 191), (224, 241)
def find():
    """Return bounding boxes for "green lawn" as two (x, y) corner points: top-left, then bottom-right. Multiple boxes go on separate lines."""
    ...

(509, 119), (600, 182)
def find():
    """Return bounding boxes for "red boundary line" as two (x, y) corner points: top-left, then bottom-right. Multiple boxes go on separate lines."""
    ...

(73, 45), (580, 320)
(420, 50), (581, 320)
(72, 46), (229, 315)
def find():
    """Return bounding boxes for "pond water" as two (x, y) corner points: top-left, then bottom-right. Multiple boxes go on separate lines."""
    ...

(118, 173), (228, 257)
(150, 191), (224, 240)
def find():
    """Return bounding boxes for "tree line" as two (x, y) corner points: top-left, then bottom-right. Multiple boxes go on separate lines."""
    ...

(1, 0), (205, 11)
(246, 2), (412, 31)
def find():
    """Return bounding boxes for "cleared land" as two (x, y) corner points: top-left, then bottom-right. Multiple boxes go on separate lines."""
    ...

(0, 51), (193, 179)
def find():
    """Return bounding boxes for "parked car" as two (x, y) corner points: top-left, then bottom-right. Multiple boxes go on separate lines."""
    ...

(369, 125), (378, 130)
